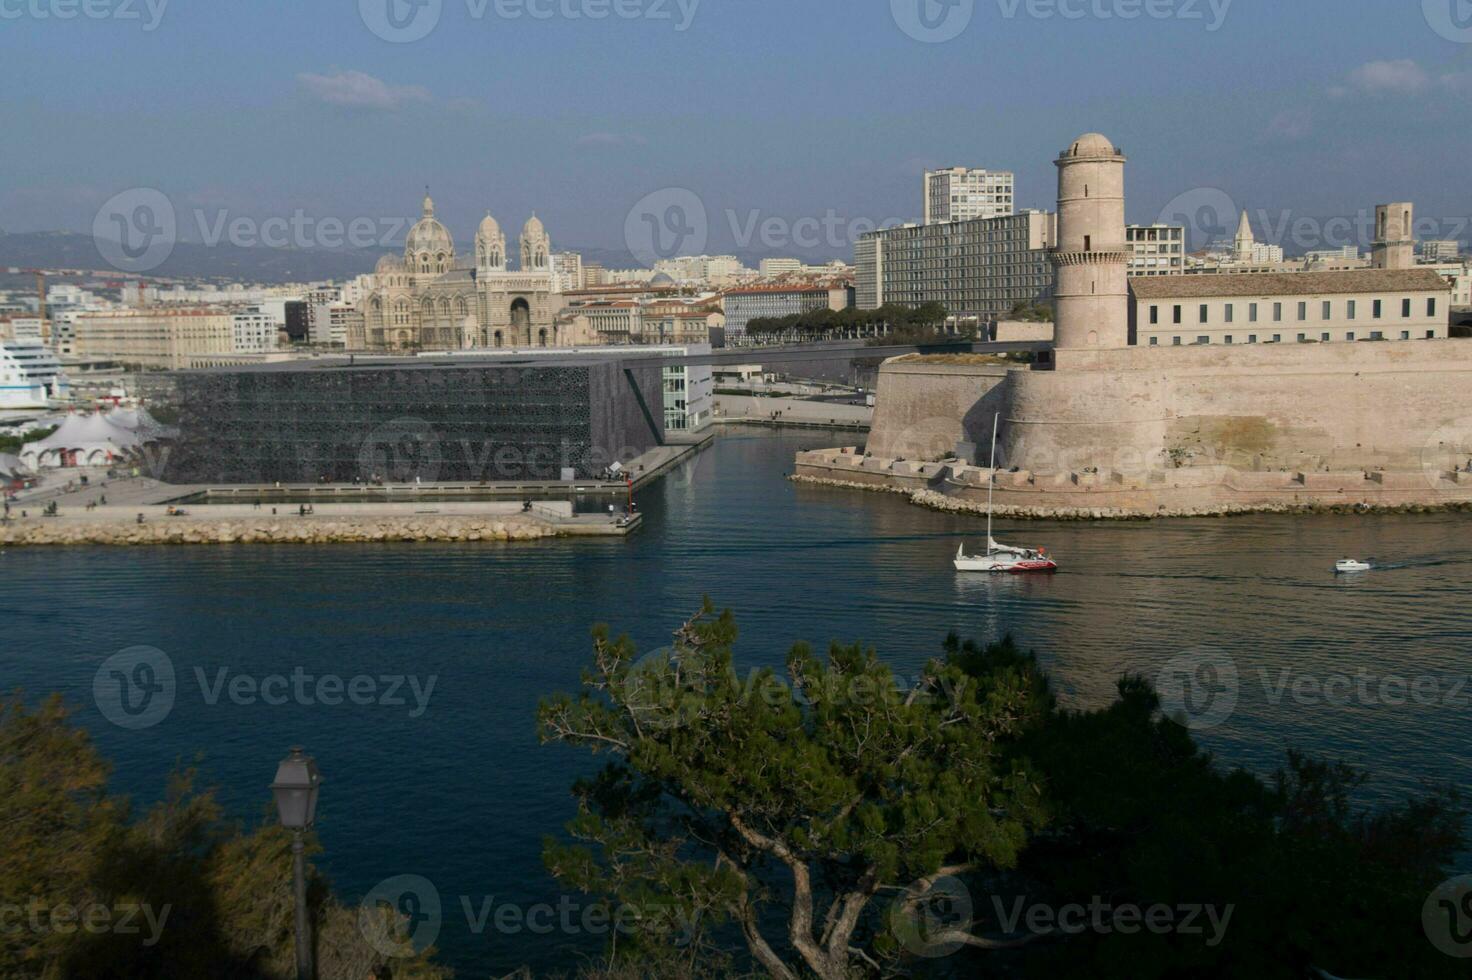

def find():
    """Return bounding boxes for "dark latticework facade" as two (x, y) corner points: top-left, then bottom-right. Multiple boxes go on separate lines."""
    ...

(162, 360), (665, 484)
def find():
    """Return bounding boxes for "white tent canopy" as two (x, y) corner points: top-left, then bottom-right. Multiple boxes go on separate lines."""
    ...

(0, 452), (31, 479)
(20, 410), (164, 469)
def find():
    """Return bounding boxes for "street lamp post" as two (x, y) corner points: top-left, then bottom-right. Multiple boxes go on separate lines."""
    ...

(271, 747), (323, 980)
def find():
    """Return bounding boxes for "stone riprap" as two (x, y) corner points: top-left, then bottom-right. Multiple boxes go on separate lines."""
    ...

(0, 515), (560, 547)
(793, 448), (1472, 519)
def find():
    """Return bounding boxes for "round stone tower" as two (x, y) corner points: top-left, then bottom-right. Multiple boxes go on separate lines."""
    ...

(1051, 133), (1129, 349)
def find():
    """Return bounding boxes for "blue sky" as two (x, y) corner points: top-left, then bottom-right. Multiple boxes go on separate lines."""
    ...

(2, 0), (1470, 260)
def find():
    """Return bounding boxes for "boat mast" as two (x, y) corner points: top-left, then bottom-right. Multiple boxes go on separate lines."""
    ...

(987, 413), (998, 549)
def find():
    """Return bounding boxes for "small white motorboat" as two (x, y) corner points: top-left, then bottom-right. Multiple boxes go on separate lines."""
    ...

(1335, 559), (1373, 574)
(954, 415), (1058, 575)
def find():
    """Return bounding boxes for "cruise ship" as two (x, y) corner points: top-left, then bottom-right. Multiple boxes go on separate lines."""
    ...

(0, 340), (69, 410)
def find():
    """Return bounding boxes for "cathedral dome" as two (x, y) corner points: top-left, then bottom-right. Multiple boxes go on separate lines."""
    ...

(522, 213), (546, 239)
(1066, 132), (1119, 157)
(476, 212), (502, 241)
(375, 253), (405, 274)
(406, 193), (455, 256)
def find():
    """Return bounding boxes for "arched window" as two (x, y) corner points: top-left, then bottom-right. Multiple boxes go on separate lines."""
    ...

(493, 330), (503, 347)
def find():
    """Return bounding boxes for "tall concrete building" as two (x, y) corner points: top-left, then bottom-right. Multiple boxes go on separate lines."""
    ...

(1372, 202), (1415, 270)
(1050, 133), (1128, 349)
(1126, 224), (1185, 276)
(855, 211), (1055, 316)
(924, 167), (1015, 225)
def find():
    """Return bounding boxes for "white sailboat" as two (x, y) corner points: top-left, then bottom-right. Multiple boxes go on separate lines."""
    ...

(954, 414), (1058, 574)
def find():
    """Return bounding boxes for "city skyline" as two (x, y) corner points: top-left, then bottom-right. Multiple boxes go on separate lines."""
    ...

(3, 0), (1472, 261)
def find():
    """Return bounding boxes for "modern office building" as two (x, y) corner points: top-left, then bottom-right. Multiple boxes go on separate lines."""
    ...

(1126, 224), (1186, 276)
(924, 167), (1015, 225)
(445, 344), (714, 433)
(1128, 268), (1451, 347)
(855, 211), (1055, 316)
(162, 356), (666, 484)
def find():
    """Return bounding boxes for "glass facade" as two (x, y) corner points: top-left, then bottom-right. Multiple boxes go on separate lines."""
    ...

(162, 360), (665, 484)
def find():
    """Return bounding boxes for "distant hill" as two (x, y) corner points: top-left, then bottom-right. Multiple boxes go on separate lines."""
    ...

(0, 230), (848, 288)
(0, 231), (393, 286)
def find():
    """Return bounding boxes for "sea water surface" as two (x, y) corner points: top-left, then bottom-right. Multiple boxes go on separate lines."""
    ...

(3, 428), (1470, 974)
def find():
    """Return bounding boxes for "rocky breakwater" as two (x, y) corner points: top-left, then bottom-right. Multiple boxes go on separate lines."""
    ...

(0, 515), (559, 547)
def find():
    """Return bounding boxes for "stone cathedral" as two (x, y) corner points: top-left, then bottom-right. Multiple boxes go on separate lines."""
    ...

(363, 194), (570, 350)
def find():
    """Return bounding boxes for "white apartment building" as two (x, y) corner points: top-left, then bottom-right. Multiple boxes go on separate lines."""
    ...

(653, 255), (748, 283)
(924, 167), (1015, 225)
(855, 210), (1055, 316)
(1129, 269), (1451, 347)
(759, 258), (803, 276)
(73, 309), (237, 369)
(1420, 240), (1462, 262)
(1126, 224), (1185, 276)
(232, 309), (279, 353)
(722, 282), (854, 341)
(553, 251), (583, 292)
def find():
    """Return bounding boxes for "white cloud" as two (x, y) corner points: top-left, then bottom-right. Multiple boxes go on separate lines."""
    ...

(1264, 107), (1312, 142)
(297, 70), (430, 110)
(1346, 59), (1431, 96)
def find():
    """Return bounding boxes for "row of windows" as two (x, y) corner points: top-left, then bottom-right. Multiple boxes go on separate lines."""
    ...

(1149, 297), (1437, 326)
(1147, 330), (1438, 346)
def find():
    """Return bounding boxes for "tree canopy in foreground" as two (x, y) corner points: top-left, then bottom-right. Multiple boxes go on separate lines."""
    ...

(539, 602), (1467, 979)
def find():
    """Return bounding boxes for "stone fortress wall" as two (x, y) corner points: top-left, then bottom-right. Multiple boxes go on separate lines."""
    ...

(802, 132), (1472, 517)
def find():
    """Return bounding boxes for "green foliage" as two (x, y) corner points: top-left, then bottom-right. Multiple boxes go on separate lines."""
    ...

(0, 426), (55, 456)
(542, 614), (1467, 979)
(746, 303), (952, 341)
(0, 693), (450, 980)
(1007, 300), (1054, 323)
(538, 602), (1051, 979)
